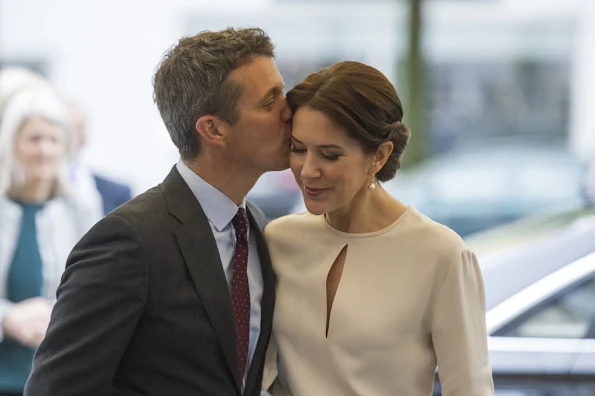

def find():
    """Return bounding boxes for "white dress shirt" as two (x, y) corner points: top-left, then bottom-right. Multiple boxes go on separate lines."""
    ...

(176, 161), (263, 391)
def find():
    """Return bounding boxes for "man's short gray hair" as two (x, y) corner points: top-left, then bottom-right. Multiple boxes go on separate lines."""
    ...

(153, 27), (275, 161)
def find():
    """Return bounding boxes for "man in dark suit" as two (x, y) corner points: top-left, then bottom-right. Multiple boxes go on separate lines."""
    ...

(25, 27), (292, 396)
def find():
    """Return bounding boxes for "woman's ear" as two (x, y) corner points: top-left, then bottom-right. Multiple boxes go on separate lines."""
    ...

(196, 115), (227, 148)
(369, 141), (394, 175)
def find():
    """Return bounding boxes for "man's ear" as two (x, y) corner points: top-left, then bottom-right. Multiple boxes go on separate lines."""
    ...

(369, 141), (394, 175)
(196, 115), (227, 148)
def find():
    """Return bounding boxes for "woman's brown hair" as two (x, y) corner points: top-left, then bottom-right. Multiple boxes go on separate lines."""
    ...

(286, 61), (410, 181)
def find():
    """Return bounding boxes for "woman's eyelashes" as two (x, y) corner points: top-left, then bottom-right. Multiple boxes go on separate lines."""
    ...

(290, 145), (342, 161)
(321, 153), (341, 161)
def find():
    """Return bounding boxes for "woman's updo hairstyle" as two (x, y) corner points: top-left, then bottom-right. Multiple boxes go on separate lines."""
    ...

(286, 61), (410, 181)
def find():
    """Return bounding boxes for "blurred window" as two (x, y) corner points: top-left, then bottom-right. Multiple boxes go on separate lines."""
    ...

(495, 275), (595, 339)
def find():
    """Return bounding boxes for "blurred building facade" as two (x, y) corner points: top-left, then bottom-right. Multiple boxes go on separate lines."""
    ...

(1, 0), (594, 193)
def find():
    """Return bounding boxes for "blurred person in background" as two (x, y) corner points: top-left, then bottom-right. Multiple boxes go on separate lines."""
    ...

(263, 61), (494, 396)
(25, 27), (291, 396)
(0, 68), (51, 124)
(0, 90), (101, 396)
(65, 100), (132, 215)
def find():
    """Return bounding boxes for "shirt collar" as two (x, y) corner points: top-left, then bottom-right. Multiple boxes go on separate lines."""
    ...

(176, 160), (246, 232)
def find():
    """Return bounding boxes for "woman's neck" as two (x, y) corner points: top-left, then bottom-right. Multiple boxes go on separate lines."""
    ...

(11, 180), (55, 203)
(325, 185), (407, 234)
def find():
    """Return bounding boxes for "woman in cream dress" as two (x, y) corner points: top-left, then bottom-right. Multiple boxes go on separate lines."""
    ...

(263, 61), (494, 396)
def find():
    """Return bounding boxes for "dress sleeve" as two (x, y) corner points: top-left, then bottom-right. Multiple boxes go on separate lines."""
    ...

(431, 250), (495, 395)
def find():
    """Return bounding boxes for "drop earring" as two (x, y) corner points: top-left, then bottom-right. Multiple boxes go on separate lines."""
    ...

(369, 175), (376, 191)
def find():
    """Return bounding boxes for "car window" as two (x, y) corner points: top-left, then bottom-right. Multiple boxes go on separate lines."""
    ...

(495, 275), (595, 339)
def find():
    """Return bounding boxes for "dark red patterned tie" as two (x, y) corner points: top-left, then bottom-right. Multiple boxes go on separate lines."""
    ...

(231, 207), (251, 382)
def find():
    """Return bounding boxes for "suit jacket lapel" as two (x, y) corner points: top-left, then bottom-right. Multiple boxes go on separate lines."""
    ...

(162, 167), (241, 392)
(244, 208), (276, 396)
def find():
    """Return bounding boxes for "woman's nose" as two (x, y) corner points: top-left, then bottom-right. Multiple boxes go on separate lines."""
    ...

(300, 154), (320, 179)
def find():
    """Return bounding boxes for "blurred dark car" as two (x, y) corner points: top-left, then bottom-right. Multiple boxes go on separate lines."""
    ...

(433, 206), (595, 395)
(434, 250), (595, 395)
(471, 207), (595, 309)
(483, 250), (595, 395)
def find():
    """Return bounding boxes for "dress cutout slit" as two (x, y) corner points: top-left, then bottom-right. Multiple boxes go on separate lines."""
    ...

(326, 244), (348, 337)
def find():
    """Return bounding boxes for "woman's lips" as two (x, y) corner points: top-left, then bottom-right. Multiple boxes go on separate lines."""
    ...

(304, 186), (327, 197)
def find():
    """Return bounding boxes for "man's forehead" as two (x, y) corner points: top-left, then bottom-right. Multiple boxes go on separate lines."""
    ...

(234, 57), (283, 91)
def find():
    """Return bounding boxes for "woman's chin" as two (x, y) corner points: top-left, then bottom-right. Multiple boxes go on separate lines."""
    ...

(304, 202), (326, 216)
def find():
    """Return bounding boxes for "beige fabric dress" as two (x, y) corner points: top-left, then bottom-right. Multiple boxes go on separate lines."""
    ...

(263, 206), (494, 396)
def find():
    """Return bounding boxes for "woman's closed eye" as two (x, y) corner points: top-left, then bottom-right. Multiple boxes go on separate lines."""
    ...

(321, 153), (341, 161)
(291, 146), (341, 161)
